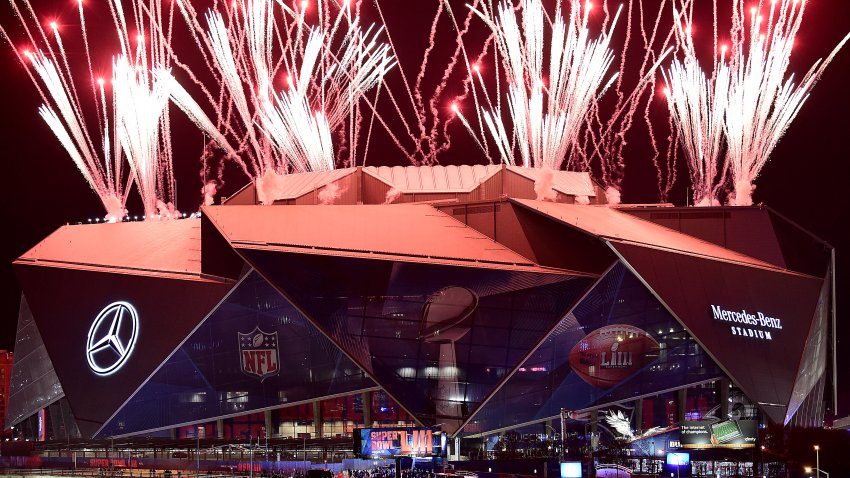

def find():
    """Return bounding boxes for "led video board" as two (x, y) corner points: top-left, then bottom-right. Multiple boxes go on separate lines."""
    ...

(679, 420), (757, 449)
(355, 428), (445, 457)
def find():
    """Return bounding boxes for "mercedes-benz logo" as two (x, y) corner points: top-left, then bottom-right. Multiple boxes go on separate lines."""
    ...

(86, 301), (139, 376)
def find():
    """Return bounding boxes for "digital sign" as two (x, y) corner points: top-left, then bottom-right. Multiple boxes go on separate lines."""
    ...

(666, 452), (690, 466)
(560, 462), (582, 478)
(355, 428), (445, 458)
(678, 420), (757, 449)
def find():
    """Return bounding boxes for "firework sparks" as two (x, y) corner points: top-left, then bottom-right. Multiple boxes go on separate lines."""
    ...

(2, 0), (190, 220)
(667, 0), (849, 206)
(172, 0), (395, 204)
(587, 0), (678, 203)
(663, 8), (730, 206)
(457, 0), (620, 171)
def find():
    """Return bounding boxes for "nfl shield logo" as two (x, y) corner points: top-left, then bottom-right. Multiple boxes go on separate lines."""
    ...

(238, 327), (280, 381)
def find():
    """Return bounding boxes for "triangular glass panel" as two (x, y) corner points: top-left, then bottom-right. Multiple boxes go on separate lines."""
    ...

(99, 270), (376, 437)
(465, 263), (726, 435)
(5, 293), (66, 429)
(239, 249), (595, 434)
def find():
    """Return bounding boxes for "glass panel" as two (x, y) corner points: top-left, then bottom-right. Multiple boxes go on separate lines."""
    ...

(99, 271), (376, 437)
(242, 249), (594, 434)
(466, 263), (726, 435)
(4, 294), (66, 429)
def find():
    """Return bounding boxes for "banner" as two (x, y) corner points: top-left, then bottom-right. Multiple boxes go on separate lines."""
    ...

(678, 420), (757, 449)
(355, 428), (445, 458)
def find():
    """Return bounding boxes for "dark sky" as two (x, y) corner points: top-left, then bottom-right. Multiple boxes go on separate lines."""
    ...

(1, 1), (849, 414)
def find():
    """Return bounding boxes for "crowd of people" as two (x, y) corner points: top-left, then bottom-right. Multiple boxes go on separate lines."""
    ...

(344, 466), (436, 478)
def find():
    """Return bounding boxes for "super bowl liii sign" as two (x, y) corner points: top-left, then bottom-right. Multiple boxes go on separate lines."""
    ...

(710, 305), (783, 341)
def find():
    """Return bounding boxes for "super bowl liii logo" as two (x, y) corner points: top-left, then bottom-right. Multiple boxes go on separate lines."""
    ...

(710, 305), (783, 341)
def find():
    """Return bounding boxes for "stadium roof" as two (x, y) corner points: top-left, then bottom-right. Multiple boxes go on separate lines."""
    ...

(261, 167), (357, 200)
(362, 165), (502, 193)
(511, 199), (801, 273)
(15, 219), (218, 280)
(504, 166), (597, 197)
(203, 204), (590, 275)
(360, 165), (598, 197)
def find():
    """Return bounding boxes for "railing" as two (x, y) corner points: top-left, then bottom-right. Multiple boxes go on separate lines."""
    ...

(0, 470), (247, 478)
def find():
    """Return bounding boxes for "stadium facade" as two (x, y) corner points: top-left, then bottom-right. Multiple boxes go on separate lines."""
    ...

(6, 165), (835, 457)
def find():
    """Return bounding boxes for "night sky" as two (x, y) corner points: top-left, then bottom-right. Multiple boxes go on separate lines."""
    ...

(1, 1), (849, 415)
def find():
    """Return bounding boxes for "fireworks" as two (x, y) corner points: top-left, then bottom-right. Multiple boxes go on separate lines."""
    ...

(1, 0), (848, 212)
(459, 0), (620, 170)
(443, 0), (677, 204)
(172, 0), (395, 204)
(665, 0), (850, 206)
(662, 8), (730, 206)
(1, 0), (193, 220)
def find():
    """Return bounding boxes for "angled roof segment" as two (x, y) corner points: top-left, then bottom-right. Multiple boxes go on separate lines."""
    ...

(266, 168), (357, 200)
(512, 199), (801, 273)
(505, 166), (597, 197)
(16, 219), (220, 281)
(362, 165), (502, 193)
(202, 204), (585, 274)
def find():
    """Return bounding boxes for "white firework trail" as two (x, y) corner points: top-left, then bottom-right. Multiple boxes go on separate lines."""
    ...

(666, 0), (849, 206)
(459, 0), (621, 171)
(722, 0), (849, 206)
(171, 0), (395, 203)
(368, 0), (497, 166)
(577, 0), (677, 203)
(1, 0), (202, 220)
(663, 9), (730, 206)
(112, 55), (172, 217)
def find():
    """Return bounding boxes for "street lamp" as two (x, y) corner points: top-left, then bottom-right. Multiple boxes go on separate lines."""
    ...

(669, 453), (683, 478)
(814, 445), (820, 478)
(196, 427), (201, 473)
(805, 467), (829, 478)
(544, 424), (559, 458)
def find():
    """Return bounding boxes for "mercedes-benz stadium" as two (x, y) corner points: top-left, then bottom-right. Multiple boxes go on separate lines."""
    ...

(5, 165), (836, 473)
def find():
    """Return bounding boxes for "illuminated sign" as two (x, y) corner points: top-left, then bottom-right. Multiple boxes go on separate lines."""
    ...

(678, 419), (757, 449)
(86, 301), (139, 376)
(356, 428), (444, 457)
(560, 462), (582, 478)
(710, 305), (782, 340)
(238, 327), (280, 381)
(666, 453), (690, 466)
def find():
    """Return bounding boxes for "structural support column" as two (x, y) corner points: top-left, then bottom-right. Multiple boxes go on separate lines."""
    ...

(590, 409), (598, 450)
(216, 419), (224, 439)
(362, 391), (373, 427)
(677, 388), (687, 422)
(633, 398), (643, 435)
(716, 379), (730, 420)
(312, 401), (323, 438)
(264, 410), (273, 438)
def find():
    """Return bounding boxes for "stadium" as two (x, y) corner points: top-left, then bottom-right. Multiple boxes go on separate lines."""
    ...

(5, 165), (835, 474)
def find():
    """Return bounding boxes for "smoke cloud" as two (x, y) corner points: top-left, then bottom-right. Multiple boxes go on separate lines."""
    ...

(732, 180), (755, 206)
(318, 183), (346, 205)
(256, 169), (287, 205)
(605, 186), (622, 206)
(102, 195), (127, 223)
(534, 168), (557, 201)
(694, 195), (721, 207)
(574, 195), (590, 205)
(202, 181), (219, 206)
(384, 188), (403, 204)
(156, 200), (179, 219)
